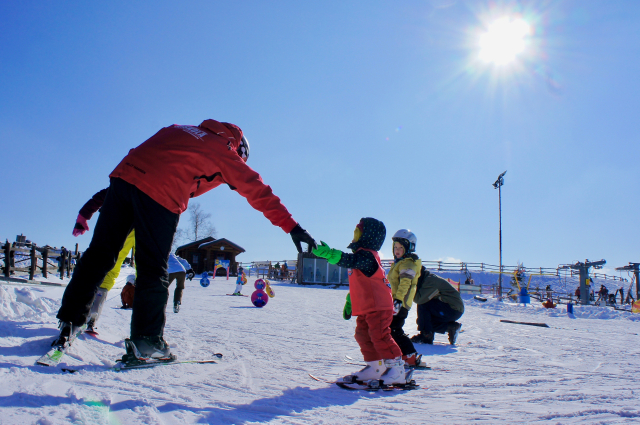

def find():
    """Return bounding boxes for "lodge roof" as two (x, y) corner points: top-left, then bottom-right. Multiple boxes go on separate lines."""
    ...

(175, 237), (245, 253)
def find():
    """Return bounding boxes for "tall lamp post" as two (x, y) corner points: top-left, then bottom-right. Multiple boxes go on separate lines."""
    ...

(493, 171), (506, 299)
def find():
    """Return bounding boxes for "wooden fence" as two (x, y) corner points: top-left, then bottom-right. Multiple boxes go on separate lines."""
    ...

(377, 260), (628, 283)
(1, 241), (81, 281)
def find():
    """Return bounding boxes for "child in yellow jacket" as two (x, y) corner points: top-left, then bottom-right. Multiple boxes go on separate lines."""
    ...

(388, 229), (424, 367)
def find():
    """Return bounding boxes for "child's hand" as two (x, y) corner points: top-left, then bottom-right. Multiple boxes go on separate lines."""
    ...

(312, 241), (343, 264)
(343, 293), (352, 320)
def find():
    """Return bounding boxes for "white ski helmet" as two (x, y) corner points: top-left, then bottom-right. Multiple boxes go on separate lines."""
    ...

(392, 229), (417, 254)
(238, 135), (250, 162)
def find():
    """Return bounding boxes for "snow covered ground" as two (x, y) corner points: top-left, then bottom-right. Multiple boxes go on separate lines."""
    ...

(1, 268), (640, 424)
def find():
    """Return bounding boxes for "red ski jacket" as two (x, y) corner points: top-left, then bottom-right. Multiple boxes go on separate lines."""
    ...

(109, 119), (297, 233)
(348, 248), (394, 316)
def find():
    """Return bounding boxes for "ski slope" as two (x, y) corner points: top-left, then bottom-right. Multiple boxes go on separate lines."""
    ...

(1, 268), (640, 424)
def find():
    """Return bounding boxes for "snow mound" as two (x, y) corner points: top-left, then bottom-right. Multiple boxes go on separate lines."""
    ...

(0, 285), (59, 321)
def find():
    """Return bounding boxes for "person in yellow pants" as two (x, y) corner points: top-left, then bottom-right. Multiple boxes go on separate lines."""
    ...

(86, 229), (136, 332)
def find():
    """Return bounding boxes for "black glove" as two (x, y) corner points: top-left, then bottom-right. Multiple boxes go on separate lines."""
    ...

(393, 299), (403, 316)
(186, 269), (195, 281)
(289, 223), (317, 253)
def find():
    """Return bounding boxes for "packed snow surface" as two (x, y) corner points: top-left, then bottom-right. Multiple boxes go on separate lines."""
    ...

(1, 269), (639, 424)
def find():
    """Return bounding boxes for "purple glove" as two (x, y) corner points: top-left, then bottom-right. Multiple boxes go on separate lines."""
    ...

(72, 214), (89, 237)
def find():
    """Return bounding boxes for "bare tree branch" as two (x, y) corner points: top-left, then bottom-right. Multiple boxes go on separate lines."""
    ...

(185, 203), (216, 242)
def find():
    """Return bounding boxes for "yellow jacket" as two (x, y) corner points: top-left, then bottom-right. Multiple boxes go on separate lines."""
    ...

(388, 256), (422, 310)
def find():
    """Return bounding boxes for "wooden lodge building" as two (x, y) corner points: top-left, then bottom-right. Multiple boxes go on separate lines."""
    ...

(175, 237), (245, 276)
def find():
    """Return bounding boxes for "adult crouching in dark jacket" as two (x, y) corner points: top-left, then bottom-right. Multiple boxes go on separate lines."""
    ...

(411, 268), (464, 345)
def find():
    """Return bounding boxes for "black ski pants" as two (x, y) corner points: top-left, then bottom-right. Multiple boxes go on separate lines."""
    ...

(57, 178), (179, 338)
(416, 298), (463, 335)
(390, 307), (416, 356)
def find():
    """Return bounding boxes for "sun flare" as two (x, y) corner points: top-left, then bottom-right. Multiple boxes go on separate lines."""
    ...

(479, 17), (531, 65)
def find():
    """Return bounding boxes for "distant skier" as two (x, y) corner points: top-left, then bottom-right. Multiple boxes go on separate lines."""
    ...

(596, 285), (608, 305)
(232, 266), (247, 295)
(387, 229), (424, 368)
(313, 218), (407, 386)
(168, 253), (194, 313)
(411, 267), (464, 345)
(55, 119), (317, 362)
(121, 275), (136, 309)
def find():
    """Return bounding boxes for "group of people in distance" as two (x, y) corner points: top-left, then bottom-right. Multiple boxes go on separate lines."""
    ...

(575, 283), (634, 305)
(54, 118), (463, 386)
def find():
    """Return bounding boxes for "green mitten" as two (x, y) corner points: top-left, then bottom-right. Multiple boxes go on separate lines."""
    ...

(343, 293), (352, 320)
(312, 241), (343, 265)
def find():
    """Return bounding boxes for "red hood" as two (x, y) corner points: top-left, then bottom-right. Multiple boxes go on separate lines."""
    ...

(199, 119), (243, 150)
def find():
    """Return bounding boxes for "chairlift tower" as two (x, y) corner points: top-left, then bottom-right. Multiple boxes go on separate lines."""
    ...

(560, 259), (606, 305)
(614, 262), (640, 300)
(493, 171), (506, 299)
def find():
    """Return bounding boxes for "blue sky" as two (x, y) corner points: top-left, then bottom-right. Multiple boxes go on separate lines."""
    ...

(2, 0), (639, 274)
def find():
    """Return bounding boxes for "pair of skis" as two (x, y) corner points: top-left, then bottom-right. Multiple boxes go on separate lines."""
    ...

(309, 371), (420, 391)
(308, 356), (425, 391)
(36, 326), (222, 372)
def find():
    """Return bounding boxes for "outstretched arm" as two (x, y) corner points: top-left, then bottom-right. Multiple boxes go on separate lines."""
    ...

(73, 188), (108, 236)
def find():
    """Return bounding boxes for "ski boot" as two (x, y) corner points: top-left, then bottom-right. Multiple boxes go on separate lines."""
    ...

(86, 318), (97, 334)
(410, 332), (434, 344)
(447, 322), (462, 345)
(341, 359), (385, 384)
(380, 357), (408, 386)
(173, 301), (180, 313)
(121, 336), (176, 365)
(51, 321), (82, 347)
(403, 352), (427, 369)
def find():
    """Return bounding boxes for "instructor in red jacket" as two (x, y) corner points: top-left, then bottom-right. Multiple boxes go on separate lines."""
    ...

(56, 119), (316, 361)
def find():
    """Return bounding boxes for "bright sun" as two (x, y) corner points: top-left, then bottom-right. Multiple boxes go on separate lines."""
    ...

(479, 17), (531, 65)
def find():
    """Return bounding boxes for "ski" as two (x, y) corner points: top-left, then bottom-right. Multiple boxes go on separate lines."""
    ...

(36, 324), (87, 367)
(336, 380), (421, 391)
(226, 294), (249, 297)
(308, 373), (420, 391)
(500, 319), (549, 328)
(343, 355), (431, 370)
(114, 353), (223, 371)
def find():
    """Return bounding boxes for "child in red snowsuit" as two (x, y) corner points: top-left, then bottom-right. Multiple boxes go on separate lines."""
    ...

(313, 217), (406, 385)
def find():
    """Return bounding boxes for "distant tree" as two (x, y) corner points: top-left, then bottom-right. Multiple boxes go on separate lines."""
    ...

(171, 203), (217, 250)
(184, 202), (217, 242)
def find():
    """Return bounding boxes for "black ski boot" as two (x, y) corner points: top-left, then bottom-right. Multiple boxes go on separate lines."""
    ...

(410, 332), (434, 345)
(447, 322), (462, 345)
(121, 337), (176, 364)
(51, 321), (82, 347)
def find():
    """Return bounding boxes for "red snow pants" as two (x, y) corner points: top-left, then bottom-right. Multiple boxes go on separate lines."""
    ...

(355, 310), (402, 362)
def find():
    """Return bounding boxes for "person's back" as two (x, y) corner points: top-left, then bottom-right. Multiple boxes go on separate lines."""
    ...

(414, 268), (465, 314)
